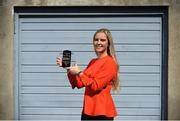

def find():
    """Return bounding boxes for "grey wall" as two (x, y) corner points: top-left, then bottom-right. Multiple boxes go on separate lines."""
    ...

(0, 0), (180, 120)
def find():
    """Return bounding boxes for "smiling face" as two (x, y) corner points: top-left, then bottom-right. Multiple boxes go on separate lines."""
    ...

(93, 32), (109, 58)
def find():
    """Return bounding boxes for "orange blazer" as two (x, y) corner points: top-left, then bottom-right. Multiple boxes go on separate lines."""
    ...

(68, 56), (118, 117)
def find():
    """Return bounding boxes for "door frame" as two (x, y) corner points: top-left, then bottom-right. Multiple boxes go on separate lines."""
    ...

(14, 6), (168, 120)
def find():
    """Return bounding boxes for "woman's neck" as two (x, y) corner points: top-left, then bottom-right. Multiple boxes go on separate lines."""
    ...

(96, 52), (108, 59)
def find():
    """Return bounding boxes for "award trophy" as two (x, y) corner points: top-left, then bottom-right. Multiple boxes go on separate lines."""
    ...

(62, 50), (71, 67)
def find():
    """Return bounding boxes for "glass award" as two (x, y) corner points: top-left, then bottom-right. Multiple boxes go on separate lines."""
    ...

(62, 50), (71, 67)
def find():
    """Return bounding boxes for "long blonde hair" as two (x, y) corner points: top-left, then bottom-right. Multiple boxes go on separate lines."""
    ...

(93, 28), (120, 92)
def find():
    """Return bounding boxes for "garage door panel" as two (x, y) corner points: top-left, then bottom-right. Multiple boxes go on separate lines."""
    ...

(122, 80), (160, 87)
(21, 31), (160, 41)
(21, 79), (160, 88)
(21, 73), (160, 87)
(117, 115), (160, 120)
(21, 94), (160, 104)
(20, 114), (81, 120)
(20, 115), (160, 120)
(21, 73), (159, 82)
(21, 65), (160, 73)
(21, 31), (160, 44)
(21, 17), (161, 23)
(21, 107), (160, 115)
(21, 100), (83, 107)
(21, 44), (160, 52)
(21, 95), (160, 109)
(21, 107), (82, 115)
(21, 38), (160, 44)
(21, 31), (93, 44)
(21, 78), (70, 87)
(21, 78), (160, 87)
(21, 22), (160, 31)
(21, 99), (159, 108)
(21, 52), (160, 65)
(21, 86), (160, 95)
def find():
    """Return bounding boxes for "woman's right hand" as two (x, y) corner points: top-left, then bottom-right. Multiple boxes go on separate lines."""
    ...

(56, 56), (62, 67)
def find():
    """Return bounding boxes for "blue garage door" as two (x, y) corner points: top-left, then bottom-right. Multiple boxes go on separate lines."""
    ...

(15, 14), (162, 120)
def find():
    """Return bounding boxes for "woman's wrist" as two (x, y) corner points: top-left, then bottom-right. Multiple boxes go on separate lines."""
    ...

(77, 71), (82, 76)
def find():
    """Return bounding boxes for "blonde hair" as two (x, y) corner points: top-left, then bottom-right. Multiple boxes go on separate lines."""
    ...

(93, 28), (120, 92)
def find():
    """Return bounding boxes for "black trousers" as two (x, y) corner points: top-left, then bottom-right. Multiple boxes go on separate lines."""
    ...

(81, 113), (114, 121)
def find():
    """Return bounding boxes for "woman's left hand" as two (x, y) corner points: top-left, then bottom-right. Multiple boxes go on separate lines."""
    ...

(68, 64), (81, 75)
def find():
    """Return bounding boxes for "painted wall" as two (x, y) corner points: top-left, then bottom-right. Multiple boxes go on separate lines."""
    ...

(0, 0), (179, 120)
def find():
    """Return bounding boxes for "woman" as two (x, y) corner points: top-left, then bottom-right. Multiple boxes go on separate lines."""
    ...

(57, 28), (120, 120)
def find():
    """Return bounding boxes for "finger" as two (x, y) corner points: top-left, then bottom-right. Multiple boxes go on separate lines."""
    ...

(56, 57), (61, 60)
(56, 60), (60, 63)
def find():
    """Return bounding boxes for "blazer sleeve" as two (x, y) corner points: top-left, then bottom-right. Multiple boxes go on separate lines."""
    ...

(78, 59), (117, 91)
(67, 72), (84, 89)
(67, 59), (96, 89)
